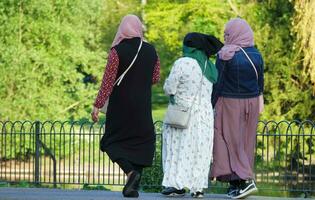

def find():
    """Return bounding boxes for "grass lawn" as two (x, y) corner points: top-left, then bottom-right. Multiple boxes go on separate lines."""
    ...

(152, 86), (168, 121)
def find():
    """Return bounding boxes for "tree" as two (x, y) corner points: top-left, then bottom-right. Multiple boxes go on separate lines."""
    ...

(143, 0), (315, 121)
(237, 0), (315, 121)
(144, 0), (234, 81)
(0, 0), (109, 120)
(293, 0), (315, 93)
(0, 0), (314, 121)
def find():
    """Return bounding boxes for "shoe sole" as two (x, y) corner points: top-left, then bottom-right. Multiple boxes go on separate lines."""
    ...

(123, 172), (141, 197)
(191, 192), (204, 198)
(163, 193), (185, 197)
(232, 187), (258, 199)
(123, 190), (139, 198)
(192, 195), (204, 198)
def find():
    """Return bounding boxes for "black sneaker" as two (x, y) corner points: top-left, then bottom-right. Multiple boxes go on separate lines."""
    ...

(123, 190), (139, 198)
(227, 180), (240, 198)
(161, 187), (185, 197)
(191, 191), (204, 198)
(231, 180), (258, 199)
(227, 185), (238, 198)
(123, 171), (141, 198)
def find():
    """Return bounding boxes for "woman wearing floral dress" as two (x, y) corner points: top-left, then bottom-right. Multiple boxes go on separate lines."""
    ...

(161, 32), (222, 198)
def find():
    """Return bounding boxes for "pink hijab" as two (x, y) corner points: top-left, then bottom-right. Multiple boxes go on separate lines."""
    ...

(218, 18), (254, 60)
(111, 15), (144, 47)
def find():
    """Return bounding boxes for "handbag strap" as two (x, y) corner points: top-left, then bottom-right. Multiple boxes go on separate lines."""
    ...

(114, 39), (143, 86)
(239, 47), (258, 80)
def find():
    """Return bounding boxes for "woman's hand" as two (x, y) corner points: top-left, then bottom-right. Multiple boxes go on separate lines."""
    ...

(91, 106), (100, 122)
(169, 95), (176, 105)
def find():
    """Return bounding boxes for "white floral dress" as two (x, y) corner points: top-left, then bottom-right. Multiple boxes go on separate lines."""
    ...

(162, 57), (214, 193)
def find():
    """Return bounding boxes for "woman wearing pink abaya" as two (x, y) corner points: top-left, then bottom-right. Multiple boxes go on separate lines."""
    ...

(211, 18), (264, 199)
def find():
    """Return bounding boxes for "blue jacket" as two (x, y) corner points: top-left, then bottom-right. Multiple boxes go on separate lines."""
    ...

(212, 46), (264, 106)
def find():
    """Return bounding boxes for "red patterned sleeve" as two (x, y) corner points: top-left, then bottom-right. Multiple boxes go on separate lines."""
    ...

(94, 49), (119, 109)
(152, 57), (160, 84)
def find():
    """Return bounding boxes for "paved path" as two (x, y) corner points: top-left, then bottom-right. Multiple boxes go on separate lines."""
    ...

(0, 188), (310, 200)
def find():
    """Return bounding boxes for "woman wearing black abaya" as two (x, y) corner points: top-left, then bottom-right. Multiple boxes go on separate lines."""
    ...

(91, 15), (160, 198)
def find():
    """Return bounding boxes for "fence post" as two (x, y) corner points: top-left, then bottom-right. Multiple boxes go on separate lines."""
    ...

(34, 121), (40, 185)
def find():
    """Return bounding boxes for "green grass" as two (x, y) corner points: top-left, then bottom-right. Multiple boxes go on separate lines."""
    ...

(0, 182), (9, 187)
(152, 107), (166, 122)
(82, 184), (110, 191)
(0, 181), (53, 189)
(152, 86), (168, 121)
(0, 181), (122, 192)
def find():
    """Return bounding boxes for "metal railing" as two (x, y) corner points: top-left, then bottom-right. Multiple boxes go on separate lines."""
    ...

(0, 120), (314, 195)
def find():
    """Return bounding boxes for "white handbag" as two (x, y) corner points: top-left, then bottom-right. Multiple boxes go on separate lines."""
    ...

(164, 60), (207, 129)
(240, 47), (264, 113)
(164, 104), (191, 129)
(100, 39), (143, 114)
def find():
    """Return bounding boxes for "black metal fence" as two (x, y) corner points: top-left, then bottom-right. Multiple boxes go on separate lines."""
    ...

(0, 120), (314, 195)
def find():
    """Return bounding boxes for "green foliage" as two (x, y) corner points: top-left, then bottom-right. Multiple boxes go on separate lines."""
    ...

(18, 180), (30, 188)
(239, 0), (315, 121)
(144, 0), (233, 81)
(293, 0), (315, 93)
(0, 182), (10, 187)
(0, 0), (107, 120)
(141, 128), (163, 192)
(141, 154), (163, 192)
(0, 0), (314, 121)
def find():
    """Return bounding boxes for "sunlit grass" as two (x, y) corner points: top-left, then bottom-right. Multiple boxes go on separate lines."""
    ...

(152, 107), (166, 122)
(152, 86), (168, 121)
